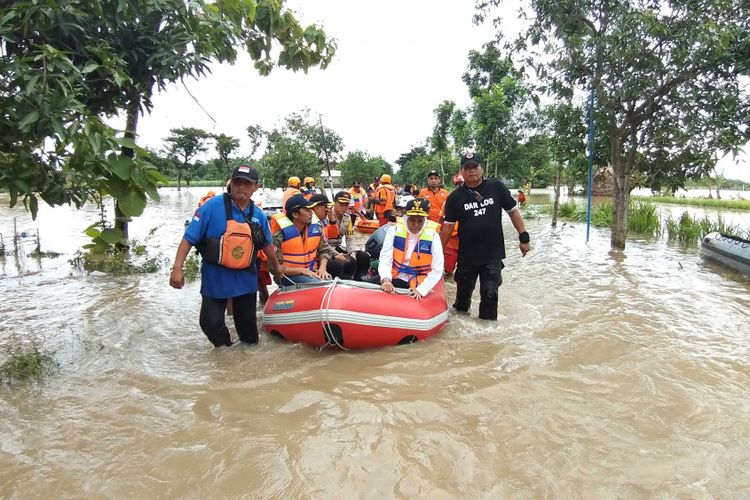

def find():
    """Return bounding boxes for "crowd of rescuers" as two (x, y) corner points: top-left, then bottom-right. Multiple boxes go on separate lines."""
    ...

(170, 153), (531, 347)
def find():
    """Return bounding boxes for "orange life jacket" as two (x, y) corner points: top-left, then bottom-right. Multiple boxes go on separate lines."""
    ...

(198, 191), (216, 208)
(418, 187), (449, 222)
(391, 222), (436, 289)
(197, 194), (257, 270)
(271, 213), (322, 270)
(282, 187), (301, 213)
(374, 184), (396, 215)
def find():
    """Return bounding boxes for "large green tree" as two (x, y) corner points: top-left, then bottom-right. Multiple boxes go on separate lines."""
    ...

(463, 43), (529, 178)
(260, 110), (344, 189)
(338, 151), (393, 188)
(480, 0), (750, 249)
(1, 0), (335, 243)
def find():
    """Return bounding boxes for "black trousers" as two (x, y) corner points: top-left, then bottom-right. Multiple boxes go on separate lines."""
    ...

(199, 292), (258, 347)
(453, 261), (503, 320)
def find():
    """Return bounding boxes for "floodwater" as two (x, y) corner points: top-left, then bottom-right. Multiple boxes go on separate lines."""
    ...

(1, 188), (749, 498)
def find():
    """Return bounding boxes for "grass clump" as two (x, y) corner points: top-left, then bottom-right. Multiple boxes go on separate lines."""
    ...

(664, 212), (746, 244)
(70, 249), (160, 275)
(1, 341), (58, 384)
(183, 252), (201, 282)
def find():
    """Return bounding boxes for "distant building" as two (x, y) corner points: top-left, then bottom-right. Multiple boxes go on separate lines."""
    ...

(319, 166), (341, 187)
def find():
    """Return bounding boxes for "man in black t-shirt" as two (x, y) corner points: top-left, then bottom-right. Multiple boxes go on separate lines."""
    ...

(439, 152), (531, 320)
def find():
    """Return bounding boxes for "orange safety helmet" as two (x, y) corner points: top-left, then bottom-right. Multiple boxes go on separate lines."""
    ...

(288, 176), (301, 188)
(303, 176), (315, 185)
(380, 174), (392, 184)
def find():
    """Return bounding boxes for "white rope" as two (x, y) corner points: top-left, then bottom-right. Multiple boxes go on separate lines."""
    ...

(316, 277), (349, 350)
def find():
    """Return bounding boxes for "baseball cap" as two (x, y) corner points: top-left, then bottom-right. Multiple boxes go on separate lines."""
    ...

(404, 197), (429, 217)
(427, 169), (441, 178)
(353, 180), (361, 186)
(308, 193), (332, 208)
(285, 194), (314, 214)
(231, 165), (259, 182)
(460, 152), (482, 169)
(334, 191), (351, 204)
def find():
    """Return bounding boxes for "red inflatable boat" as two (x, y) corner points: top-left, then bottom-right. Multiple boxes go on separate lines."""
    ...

(262, 279), (449, 349)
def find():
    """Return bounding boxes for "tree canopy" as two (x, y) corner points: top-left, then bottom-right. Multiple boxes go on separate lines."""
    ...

(1, 0), (335, 245)
(479, 0), (750, 248)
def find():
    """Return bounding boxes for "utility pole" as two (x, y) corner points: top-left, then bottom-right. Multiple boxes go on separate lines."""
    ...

(319, 115), (335, 198)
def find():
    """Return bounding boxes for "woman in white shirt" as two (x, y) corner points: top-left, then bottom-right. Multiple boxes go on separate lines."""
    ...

(378, 198), (444, 301)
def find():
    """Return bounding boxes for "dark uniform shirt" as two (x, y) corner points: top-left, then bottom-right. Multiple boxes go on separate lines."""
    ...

(442, 178), (517, 265)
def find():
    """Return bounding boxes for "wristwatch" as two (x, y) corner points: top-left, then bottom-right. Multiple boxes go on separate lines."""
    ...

(519, 231), (530, 244)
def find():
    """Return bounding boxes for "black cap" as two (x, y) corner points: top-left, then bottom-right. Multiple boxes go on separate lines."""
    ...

(334, 191), (351, 204)
(353, 180), (361, 186)
(231, 164), (259, 182)
(285, 194), (314, 214)
(308, 193), (332, 208)
(460, 152), (482, 169)
(404, 197), (430, 217)
(427, 169), (441, 178)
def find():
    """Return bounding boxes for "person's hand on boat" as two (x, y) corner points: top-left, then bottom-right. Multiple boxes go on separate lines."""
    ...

(408, 288), (423, 301)
(380, 278), (395, 293)
(315, 268), (331, 280)
(169, 266), (185, 289)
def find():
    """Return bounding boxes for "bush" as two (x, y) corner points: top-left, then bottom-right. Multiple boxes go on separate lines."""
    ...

(1, 340), (58, 384)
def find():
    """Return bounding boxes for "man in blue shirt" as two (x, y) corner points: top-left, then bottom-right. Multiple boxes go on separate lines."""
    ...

(169, 165), (281, 347)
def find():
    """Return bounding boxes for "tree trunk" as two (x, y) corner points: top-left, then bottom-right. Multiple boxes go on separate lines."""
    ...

(177, 166), (183, 192)
(610, 153), (632, 250)
(116, 95), (141, 244)
(552, 162), (563, 227)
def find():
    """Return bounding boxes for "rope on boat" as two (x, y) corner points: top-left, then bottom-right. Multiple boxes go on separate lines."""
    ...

(319, 277), (349, 350)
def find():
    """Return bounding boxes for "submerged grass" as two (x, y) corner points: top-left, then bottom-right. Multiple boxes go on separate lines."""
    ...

(664, 212), (747, 244)
(558, 200), (662, 236)
(1, 340), (58, 384)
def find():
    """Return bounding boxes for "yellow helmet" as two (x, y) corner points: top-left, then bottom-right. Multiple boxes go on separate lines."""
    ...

(288, 176), (301, 188)
(303, 176), (315, 185)
(380, 174), (391, 184)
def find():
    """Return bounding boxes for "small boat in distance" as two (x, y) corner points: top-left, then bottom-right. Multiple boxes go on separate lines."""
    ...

(701, 232), (750, 276)
(262, 279), (449, 349)
(354, 217), (380, 234)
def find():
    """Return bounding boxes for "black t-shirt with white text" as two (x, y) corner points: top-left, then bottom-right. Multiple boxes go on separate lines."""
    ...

(443, 177), (517, 265)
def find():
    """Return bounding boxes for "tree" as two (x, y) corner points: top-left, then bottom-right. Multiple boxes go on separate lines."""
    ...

(1, 0), (335, 244)
(246, 125), (265, 158)
(260, 110), (344, 189)
(480, 0), (750, 249)
(165, 128), (210, 191)
(213, 133), (241, 179)
(339, 151), (393, 188)
(463, 43), (529, 178)
(431, 101), (456, 176)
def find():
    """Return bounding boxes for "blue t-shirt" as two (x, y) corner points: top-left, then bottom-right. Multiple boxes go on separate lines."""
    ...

(183, 194), (273, 299)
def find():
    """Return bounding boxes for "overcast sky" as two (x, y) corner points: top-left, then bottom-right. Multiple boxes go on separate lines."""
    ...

(135, 0), (750, 182)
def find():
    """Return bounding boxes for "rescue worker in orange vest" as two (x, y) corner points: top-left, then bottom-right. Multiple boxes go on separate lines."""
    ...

(517, 189), (527, 205)
(301, 176), (318, 199)
(348, 180), (368, 222)
(418, 170), (450, 223)
(271, 194), (332, 286)
(282, 176), (302, 212)
(170, 165), (281, 347)
(378, 198), (444, 301)
(372, 174), (396, 227)
(440, 174), (464, 274)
